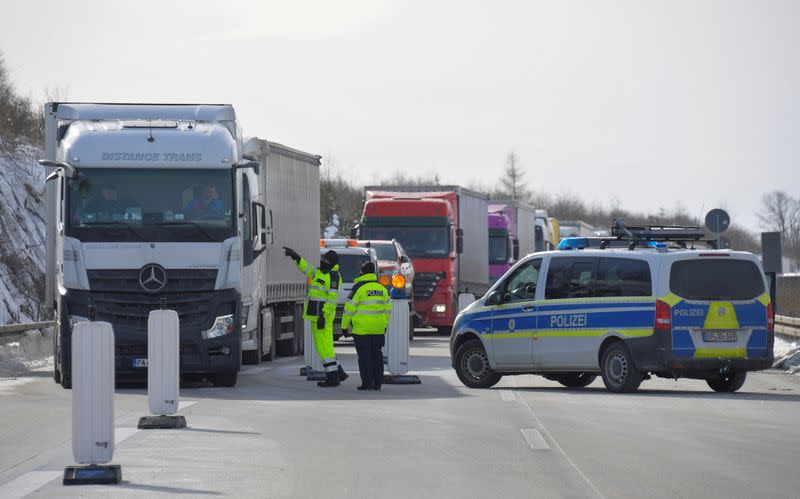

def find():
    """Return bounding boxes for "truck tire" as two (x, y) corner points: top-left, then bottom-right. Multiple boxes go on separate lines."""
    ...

(277, 312), (302, 357)
(600, 342), (642, 393)
(212, 371), (238, 387)
(550, 373), (597, 388)
(242, 317), (262, 365)
(707, 371), (747, 392)
(263, 312), (278, 361)
(454, 339), (502, 389)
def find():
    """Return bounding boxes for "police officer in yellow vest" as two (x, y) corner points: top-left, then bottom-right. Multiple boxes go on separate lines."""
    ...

(341, 262), (392, 390)
(284, 247), (349, 387)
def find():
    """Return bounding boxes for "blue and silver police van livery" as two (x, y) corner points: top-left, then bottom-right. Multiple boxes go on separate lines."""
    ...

(450, 223), (774, 393)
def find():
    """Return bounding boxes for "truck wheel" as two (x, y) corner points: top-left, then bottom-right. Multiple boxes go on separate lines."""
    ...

(264, 313), (278, 361)
(242, 317), (262, 365)
(600, 342), (642, 393)
(277, 313), (302, 357)
(551, 373), (597, 388)
(212, 371), (238, 387)
(454, 339), (502, 388)
(707, 371), (747, 392)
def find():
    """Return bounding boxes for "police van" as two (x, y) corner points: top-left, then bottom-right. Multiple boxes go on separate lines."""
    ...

(450, 223), (774, 393)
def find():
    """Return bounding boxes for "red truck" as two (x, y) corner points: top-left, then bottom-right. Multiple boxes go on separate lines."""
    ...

(358, 186), (490, 334)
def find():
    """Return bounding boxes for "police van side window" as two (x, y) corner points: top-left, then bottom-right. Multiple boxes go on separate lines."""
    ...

(501, 259), (542, 303)
(595, 258), (652, 297)
(545, 258), (596, 299)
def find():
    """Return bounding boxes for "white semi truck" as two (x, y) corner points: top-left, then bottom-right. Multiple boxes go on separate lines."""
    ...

(239, 138), (320, 364)
(42, 103), (275, 388)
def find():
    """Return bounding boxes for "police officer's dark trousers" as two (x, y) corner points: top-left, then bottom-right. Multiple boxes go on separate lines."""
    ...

(353, 334), (385, 389)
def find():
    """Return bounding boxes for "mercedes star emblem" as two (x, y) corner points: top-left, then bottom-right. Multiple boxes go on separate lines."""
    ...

(139, 264), (167, 293)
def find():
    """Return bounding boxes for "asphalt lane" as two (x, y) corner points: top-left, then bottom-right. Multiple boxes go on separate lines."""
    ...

(1, 334), (799, 498)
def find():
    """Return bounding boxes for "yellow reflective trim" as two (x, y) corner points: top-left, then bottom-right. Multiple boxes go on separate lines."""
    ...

(660, 293), (682, 307)
(702, 302), (740, 330)
(484, 328), (653, 339)
(757, 293), (771, 306)
(694, 348), (747, 359)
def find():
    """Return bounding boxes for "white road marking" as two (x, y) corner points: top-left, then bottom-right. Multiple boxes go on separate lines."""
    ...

(499, 389), (517, 402)
(0, 471), (61, 499)
(511, 378), (606, 499)
(520, 428), (550, 450)
(178, 400), (197, 411)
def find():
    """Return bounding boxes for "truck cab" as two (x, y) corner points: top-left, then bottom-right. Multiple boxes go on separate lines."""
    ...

(43, 103), (250, 388)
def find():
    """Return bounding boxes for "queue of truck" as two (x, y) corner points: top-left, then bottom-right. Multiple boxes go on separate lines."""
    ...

(41, 101), (775, 391)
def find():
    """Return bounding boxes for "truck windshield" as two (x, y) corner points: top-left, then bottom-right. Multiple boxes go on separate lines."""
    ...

(489, 234), (508, 263)
(66, 168), (235, 242)
(361, 227), (449, 259)
(670, 259), (765, 301)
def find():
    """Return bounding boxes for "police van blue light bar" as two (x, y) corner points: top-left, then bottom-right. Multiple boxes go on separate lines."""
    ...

(558, 238), (588, 250)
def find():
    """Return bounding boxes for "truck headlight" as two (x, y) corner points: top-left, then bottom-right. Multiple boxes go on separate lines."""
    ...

(202, 314), (235, 339)
(433, 304), (446, 313)
(241, 305), (250, 330)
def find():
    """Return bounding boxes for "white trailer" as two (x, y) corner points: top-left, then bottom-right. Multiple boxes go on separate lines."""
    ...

(43, 102), (252, 388)
(239, 139), (320, 364)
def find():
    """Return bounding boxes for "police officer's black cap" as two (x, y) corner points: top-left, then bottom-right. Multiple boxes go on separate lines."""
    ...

(323, 250), (339, 265)
(360, 261), (376, 275)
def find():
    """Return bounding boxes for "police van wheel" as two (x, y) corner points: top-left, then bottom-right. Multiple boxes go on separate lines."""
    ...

(706, 371), (747, 392)
(600, 343), (642, 393)
(454, 339), (502, 389)
(552, 373), (597, 388)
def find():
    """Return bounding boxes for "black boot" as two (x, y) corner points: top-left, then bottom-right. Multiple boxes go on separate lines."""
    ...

(338, 365), (349, 382)
(317, 371), (340, 387)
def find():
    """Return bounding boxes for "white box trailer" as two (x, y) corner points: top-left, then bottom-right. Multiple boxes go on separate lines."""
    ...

(239, 139), (321, 363)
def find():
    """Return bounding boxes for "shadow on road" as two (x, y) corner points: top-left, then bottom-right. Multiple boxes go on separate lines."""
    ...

(116, 482), (221, 495)
(509, 385), (800, 402)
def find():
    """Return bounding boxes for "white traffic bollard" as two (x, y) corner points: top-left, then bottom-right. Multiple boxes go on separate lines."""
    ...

(138, 309), (185, 429)
(63, 320), (121, 485)
(302, 319), (326, 381)
(458, 293), (476, 313)
(383, 298), (420, 384)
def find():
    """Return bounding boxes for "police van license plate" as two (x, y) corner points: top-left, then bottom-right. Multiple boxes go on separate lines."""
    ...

(702, 331), (737, 342)
(132, 358), (148, 368)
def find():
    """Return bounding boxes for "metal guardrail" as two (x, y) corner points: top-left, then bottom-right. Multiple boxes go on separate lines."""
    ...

(775, 315), (800, 338)
(0, 321), (54, 341)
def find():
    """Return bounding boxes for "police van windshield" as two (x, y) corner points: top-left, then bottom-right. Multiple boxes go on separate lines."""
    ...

(670, 259), (765, 301)
(370, 243), (398, 261)
(66, 168), (234, 242)
(336, 254), (373, 282)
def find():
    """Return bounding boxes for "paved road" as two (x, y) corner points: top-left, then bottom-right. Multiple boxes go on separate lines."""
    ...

(1, 333), (799, 498)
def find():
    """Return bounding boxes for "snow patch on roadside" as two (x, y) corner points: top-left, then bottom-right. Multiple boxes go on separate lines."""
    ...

(774, 335), (800, 375)
(0, 328), (54, 378)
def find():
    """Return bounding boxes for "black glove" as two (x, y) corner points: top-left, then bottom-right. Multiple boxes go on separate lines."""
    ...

(316, 315), (325, 329)
(283, 246), (300, 262)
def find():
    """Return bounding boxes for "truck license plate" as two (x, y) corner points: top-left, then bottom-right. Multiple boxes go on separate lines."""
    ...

(702, 331), (737, 342)
(132, 358), (148, 368)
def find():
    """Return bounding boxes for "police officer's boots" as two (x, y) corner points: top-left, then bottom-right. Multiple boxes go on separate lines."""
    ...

(337, 365), (349, 382)
(317, 370), (341, 387)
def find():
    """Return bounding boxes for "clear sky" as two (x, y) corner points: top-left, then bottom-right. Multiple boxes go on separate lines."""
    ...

(1, 0), (797, 230)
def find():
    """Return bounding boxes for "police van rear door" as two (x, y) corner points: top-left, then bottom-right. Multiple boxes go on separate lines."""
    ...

(489, 258), (542, 368)
(666, 255), (770, 360)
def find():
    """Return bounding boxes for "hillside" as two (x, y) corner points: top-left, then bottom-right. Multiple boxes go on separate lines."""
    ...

(0, 146), (46, 324)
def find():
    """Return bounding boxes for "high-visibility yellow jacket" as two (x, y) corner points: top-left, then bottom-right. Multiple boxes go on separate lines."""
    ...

(341, 273), (391, 335)
(296, 257), (341, 320)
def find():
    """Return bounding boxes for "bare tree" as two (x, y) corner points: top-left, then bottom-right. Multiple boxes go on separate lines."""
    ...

(758, 190), (800, 269)
(499, 151), (528, 201)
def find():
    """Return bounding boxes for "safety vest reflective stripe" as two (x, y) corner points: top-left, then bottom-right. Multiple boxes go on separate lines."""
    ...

(359, 299), (390, 305)
(352, 309), (389, 316)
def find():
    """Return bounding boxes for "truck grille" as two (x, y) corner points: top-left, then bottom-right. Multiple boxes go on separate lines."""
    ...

(87, 269), (218, 293)
(413, 272), (445, 301)
(92, 292), (213, 330)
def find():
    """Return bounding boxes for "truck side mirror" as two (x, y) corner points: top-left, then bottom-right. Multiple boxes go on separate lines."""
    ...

(456, 228), (464, 254)
(512, 238), (520, 260)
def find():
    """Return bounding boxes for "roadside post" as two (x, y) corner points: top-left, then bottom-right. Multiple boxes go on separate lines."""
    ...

(302, 319), (326, 381)
(63, 308), (121, 485)
(138, 305), (185, 429)
(384, 275), (420, 384)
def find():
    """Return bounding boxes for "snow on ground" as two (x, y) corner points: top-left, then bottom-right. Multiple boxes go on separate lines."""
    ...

(774, 334), (800, 375)
(0, 328), (53, 378)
